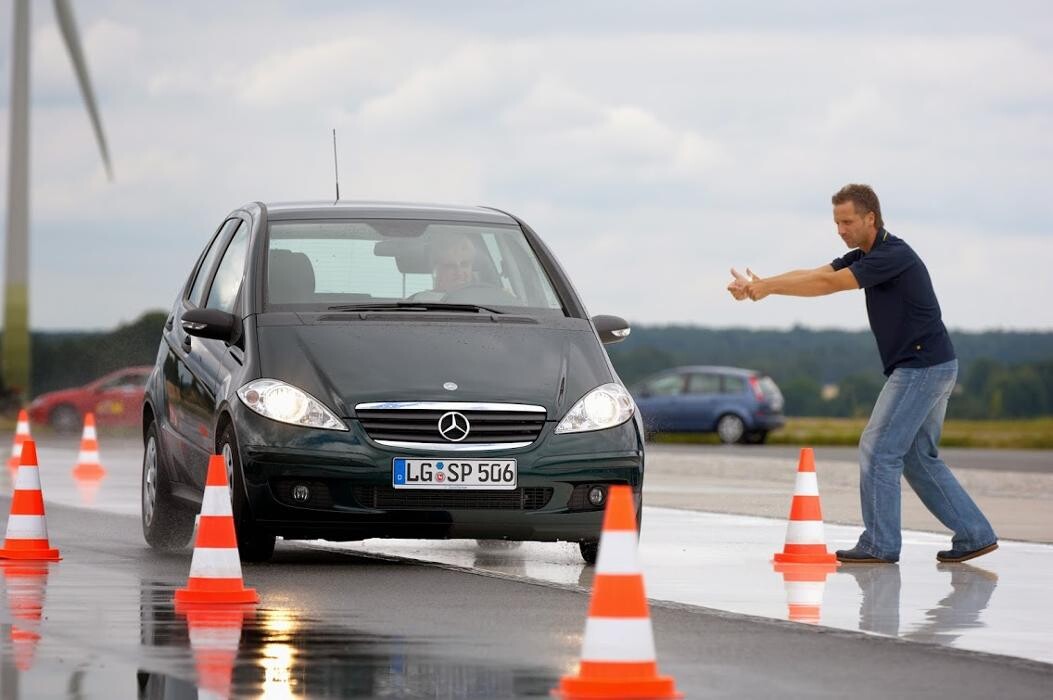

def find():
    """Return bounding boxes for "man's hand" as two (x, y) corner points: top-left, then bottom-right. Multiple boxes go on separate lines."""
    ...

(727, 268), (749, 300)
(728, 267), (769, 301)
(744, 268), (769, 301)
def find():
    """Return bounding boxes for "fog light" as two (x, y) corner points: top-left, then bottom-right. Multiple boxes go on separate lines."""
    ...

(587, 485), (606, 507)
(291, 484), (311, 503)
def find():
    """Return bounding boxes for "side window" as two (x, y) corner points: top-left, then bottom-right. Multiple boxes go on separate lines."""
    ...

(644, 374), (684, 396)
(722, 375), (748, 394)
(204, 221), (249, 313)
(686, 373), (721, 395)
(188, 219), (240, 307)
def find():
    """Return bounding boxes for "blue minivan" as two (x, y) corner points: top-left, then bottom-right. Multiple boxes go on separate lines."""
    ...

(631, 366), (784, 443)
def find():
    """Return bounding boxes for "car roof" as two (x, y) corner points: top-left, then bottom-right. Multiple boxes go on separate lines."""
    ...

(248, 200), (518, 225)
(665, 365), (758, 376)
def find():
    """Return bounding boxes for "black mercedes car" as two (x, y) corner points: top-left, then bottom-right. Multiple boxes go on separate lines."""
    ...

(141, 201), (643, 563)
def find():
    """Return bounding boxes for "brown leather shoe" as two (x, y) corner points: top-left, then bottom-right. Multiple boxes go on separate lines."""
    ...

(936, 542), (998, 563)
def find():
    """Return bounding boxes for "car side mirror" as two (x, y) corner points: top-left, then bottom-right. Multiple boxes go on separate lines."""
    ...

(181, 308), (239, 343)
(591, 314), (631, 345)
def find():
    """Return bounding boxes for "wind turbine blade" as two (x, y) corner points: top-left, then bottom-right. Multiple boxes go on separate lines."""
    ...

(53, 0), (113, 180)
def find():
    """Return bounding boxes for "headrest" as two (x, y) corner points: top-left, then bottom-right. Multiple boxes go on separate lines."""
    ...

(268, 249), (316, 304)
(374, 239), (430, 274)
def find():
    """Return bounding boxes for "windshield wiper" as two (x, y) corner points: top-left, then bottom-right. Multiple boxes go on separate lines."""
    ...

(327, 302), (505, 315)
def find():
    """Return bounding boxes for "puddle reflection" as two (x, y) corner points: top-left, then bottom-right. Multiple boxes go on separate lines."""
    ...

(137, 581), (556, 698)
(772, 562), (838, 624)
(0, 561), (54, 673)
(905, 563), (999, 645)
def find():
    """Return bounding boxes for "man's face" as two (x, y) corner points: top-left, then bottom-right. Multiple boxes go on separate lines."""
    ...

(833, 201), (876, 249)
(434, 243), (474, 292)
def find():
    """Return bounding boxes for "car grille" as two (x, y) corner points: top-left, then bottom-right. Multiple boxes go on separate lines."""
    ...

(353, 486), (553, 511)
(356, 406), (547, 445)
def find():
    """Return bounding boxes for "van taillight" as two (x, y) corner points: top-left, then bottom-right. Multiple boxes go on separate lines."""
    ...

(749, 376), (765, 401)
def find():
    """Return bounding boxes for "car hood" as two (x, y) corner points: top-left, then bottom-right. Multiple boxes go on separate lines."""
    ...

(254, 314), (615, 419)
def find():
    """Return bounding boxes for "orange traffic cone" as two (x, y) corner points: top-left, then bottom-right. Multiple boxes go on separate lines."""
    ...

(556, 485), (681, 699)
(1, 560), (51, 671)
(773, 562), (838, 624)
(773, 448), (838, 565)
(7, 409), (31, 480)
(0, 440), (61, 561)
(175, 455), (258, 605)
(177, 602), (251, 699)
(72, 412), (106, 479)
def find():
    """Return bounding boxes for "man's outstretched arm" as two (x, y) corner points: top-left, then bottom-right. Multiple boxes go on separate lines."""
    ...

(740, 266), (859, 300)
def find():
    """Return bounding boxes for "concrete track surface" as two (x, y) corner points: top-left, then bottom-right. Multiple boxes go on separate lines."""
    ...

(0, 435), (1048, 698)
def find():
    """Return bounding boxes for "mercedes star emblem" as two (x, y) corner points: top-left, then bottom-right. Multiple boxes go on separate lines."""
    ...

(438, 411), (471, 442)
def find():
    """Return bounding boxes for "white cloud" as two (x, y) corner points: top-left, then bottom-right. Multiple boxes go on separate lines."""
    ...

(0, 1), (1050, 330)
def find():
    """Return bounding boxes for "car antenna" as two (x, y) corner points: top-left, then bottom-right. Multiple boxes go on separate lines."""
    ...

(332, 128), (341, 203)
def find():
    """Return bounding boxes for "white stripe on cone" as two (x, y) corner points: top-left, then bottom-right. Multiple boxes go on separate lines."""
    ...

(784, 520), (826, 544)
(15, 420), (29, 433)
(189, 626), (241, 650)
(4, 515), (49, 540)
(785, 581), (826, 606)
(201, 486), (232, 515)
(76, 450), (100, 465)
(83, 426), (97, 441)
(594, 532), (642, 574)
(792, 472), (819, 496)
(14, 467), (43, 491)
(581, 618), (657, 662)
(188, 546), (244, 580)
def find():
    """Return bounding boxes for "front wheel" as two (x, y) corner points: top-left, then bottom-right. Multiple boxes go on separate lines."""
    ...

(716, 414), (746, 444)
(219, 424), (276, 563)
(579, 540), (599, 565)
(142, 423), (196, 550)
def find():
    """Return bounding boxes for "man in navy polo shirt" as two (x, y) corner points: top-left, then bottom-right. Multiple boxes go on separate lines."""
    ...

(727, 184), (997, 564)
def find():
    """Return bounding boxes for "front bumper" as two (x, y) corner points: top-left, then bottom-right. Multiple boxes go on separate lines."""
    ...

(230, 403), (644, 543)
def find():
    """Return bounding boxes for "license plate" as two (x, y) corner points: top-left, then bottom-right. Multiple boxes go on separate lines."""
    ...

(392, 458), (517, 490)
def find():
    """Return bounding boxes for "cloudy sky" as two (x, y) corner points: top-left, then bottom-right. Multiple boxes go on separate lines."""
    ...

(1, 0), (1051, 331)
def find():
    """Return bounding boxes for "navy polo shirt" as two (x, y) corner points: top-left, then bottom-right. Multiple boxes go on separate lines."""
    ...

(831, 229), (955, 376)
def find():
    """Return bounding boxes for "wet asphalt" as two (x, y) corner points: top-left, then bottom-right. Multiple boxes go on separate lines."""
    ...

(0, 501), (1051, 699)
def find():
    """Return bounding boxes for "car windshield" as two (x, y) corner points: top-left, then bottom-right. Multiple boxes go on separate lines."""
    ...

(265, 219), (565, 314)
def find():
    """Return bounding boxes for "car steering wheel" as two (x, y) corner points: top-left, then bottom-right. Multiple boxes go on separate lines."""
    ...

(441, 283), (519, 306)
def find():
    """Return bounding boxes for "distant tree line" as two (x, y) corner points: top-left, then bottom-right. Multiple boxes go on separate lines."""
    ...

(1, 316), (1051, 420)
(607, 325), (1053, 419)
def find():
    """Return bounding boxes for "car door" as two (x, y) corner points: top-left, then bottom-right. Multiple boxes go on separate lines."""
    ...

(93, 369), (149, 426)
(162, 217), (240, 485)
(184, 218), (252, 490)
(633, 373), (686, 432)
(683, 372), (722, 430)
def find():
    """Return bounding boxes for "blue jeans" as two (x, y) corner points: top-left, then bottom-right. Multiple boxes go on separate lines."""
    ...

(854, 359), (996, 560)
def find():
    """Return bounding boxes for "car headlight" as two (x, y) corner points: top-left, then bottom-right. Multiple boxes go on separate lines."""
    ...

(237, 379), (347, 431)
(555, 382), (635, 434)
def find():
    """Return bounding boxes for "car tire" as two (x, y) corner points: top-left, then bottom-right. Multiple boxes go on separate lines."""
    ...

(476, 539), (523, 550)
(219, 423), (276, 563)
(716, 414), (746, 444)
(744, 430), (769, 445)
(141, 422), (196, 550)
(579, 540), (599, 565)
(50, 404), (81, 433)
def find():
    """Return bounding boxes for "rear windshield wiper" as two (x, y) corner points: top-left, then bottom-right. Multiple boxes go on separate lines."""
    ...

(327, 302), (505, 315)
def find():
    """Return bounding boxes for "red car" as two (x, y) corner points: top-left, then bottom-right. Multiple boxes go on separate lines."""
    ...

(28, 366), (152, 431)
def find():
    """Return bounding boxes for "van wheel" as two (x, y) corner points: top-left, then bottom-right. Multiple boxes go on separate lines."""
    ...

(579, 540), (599, 565)
(142, 422), (196, 550)
(716, 414), (746, 444)
(219, 424), (276, 563)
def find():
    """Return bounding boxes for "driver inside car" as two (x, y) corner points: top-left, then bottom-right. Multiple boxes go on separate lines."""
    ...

(410, 234), (477, 301)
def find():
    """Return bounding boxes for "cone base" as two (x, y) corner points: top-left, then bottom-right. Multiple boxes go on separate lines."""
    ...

(175, 586), (259, 605)
(773, 551), (837, 565)
(0, 547), (61, 561)
(556, 675), (682, 699)
(773, 561), (839, 574)
(73, 464), (106, 479)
